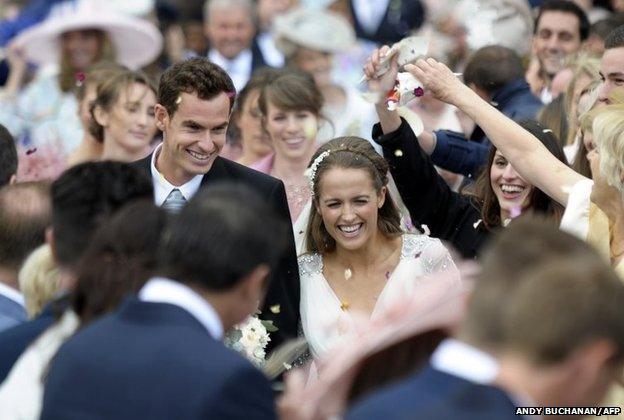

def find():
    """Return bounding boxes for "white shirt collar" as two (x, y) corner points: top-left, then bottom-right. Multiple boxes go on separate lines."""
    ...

(431, 338), (499, 385)
(150, 143), (203, 206)
(352, 0), (391, 34)
(139, 277), (224, 339)
(208, 48), (252, 92)
(0, 282), (25, 307)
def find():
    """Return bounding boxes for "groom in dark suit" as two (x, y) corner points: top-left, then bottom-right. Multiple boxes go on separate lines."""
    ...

(132, 58), (299, 350)
(41, 184), (287, 419)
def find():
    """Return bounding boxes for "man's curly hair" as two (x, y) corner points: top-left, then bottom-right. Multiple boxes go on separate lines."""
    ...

(158, 58), (236, 117)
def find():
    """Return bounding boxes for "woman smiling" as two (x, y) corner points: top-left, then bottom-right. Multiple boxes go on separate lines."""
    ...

(299, 137), (457, 358)
(90, 68), (158, 163)
(364, 47), (565, 258)
(252, 69), (323, 221)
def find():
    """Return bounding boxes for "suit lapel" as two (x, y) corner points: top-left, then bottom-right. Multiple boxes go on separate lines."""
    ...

(200, 156), (229, 187)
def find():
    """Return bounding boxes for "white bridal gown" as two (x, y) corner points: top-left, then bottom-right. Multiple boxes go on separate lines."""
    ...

(298, 232), (457, 358)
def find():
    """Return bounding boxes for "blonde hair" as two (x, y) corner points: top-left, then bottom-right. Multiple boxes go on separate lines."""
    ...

(18, 244), (62, 318)
(564, 54), (601, 145)
(592, 105), (624, 200)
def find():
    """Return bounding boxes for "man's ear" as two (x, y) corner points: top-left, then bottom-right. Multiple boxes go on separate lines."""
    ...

(154, 104), (169, 132)
(239, 264), (271, 309)
(45, 227), (58, 264)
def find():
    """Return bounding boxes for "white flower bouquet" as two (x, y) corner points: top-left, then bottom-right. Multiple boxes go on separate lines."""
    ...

(224, 316), (277, 366)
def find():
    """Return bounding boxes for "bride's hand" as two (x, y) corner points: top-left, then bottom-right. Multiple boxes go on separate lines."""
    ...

(405, 58), (469, 107)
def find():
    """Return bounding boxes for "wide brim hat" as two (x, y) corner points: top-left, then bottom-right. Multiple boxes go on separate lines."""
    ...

(9, 1), (162, 69)
(273, 7), (355, 57)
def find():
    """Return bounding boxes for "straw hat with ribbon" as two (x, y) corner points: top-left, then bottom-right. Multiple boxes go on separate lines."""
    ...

(9, 0), (163, 69)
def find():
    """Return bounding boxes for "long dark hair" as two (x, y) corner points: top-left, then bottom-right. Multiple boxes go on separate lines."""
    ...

(469, 119), (566, 229)
(304, 137), (402, 254)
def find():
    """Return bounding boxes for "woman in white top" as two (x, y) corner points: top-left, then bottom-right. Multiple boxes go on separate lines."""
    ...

(298, 136), (457, 358)
(408, 56), (624, 273)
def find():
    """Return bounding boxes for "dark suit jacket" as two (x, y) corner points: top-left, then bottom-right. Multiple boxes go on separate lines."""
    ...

(41, 298), (276, 420)
(0, 296), (67, 382)
(350, 0), (426, 45)
(132, 155), (300, 351)
(347, 365), (518, 420)
(373, 120), (489, 259)
(431, 79), (543, 179)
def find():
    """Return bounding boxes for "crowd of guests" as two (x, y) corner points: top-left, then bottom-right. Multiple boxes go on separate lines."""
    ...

(1, 0), (624, 418)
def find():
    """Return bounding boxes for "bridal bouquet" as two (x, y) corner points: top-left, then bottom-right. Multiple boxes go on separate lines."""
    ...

(224, 316), (277, 366)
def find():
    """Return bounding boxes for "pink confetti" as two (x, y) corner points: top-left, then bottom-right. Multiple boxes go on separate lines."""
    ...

(509, 205), (522, 219)
(26, 148), (37, 155)
(414, 87), (424, 97)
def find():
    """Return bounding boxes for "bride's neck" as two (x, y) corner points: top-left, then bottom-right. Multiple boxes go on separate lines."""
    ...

(333, 230), (396, 271)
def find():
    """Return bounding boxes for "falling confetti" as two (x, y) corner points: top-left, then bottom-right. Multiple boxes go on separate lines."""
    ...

(473, 219), (482, 229)
(385, 271), (391, 279)
(269, 305), (281, 314)
(283, 363), (292, 370)
(394, 149), (404, 157)
(25, 148), (37, 155)
(340, 301), (350, 311)
(414, 252), (421, 259)
(344, 268), (352, 280)
(414, 87), (424, 97)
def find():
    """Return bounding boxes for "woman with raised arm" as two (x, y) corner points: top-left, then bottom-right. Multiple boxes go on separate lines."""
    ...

(407, 57), (624, 272)
(363, 47), (566, 258)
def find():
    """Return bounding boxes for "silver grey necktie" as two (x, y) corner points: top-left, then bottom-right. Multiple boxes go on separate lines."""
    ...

(162, 188), (186, 214)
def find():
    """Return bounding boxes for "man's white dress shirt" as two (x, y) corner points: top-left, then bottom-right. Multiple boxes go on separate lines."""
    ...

(150, 143), (203, 206)
(139, 277), (224, 339)
(208, 49), (253, 92)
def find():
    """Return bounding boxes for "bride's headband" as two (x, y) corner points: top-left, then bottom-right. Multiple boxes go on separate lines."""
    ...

(304, 147), (377, 196)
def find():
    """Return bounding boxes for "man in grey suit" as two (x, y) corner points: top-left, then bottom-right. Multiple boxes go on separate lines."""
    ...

(0, 182), (51, 332)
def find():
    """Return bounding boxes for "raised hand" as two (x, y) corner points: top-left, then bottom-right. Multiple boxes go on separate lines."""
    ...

(405, 58), (469, 107)
(363, 46), (398, 105)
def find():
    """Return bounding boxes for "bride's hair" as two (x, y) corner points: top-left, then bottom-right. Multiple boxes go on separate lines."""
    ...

(305, 137), (402, 253)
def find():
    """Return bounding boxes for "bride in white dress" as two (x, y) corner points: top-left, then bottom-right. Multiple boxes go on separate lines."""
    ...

(297, 137), (458, 358)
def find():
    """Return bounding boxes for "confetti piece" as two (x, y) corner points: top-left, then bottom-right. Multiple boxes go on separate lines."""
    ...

(385, 271), (390, 279)
(340, 301), (350, 311)
(394, 149), (404, 157)
(421, 224), (430, 236)
(175, 96), (182, 105)
(473, 219), (482, 229)
(509, 205), (522, 219)
(283, 363), (292, 370)
(298, 231), (304, 235)
(414, 252), (421, 259)
(26, 148), (37, 155)
(270, 305), (281, 314)
(344, 268), (352, 280)
(414, 87), (424, 97)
